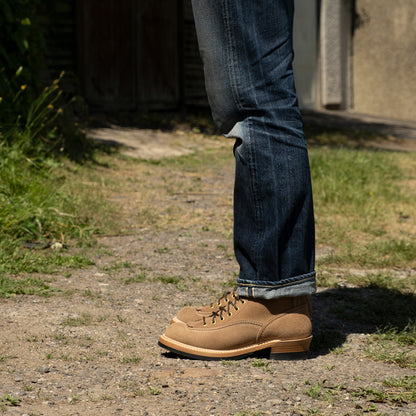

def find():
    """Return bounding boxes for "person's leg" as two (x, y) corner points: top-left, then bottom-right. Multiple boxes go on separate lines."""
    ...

(159, 0), (316, 359)
(192, 0), (315, 298)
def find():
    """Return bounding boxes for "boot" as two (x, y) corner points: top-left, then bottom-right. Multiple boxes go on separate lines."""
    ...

(159, 292), (312, 360)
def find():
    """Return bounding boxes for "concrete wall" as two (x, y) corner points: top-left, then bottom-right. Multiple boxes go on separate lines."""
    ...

(353, 0), (416, 121)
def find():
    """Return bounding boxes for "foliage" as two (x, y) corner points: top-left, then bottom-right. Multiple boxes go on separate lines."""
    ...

(0, 0), (42, 127)
(0, 0), (93, 161)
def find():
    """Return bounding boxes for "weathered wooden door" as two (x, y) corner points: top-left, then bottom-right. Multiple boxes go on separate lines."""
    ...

(78, 0), (180, 111)
(78, 0), (137, 110)
(136, 0), (180, 108)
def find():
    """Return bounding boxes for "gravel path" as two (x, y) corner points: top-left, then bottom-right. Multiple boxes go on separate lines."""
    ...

(1, 121), (415, 416)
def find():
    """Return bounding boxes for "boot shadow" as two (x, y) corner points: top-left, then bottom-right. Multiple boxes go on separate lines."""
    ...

(310, 286), (416, 357)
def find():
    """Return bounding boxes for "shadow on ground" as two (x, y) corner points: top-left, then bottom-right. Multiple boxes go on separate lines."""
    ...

(311, 286), (416, 356)
(88, 108), (416, 154)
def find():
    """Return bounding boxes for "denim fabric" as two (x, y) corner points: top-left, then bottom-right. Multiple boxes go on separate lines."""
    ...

(191, 0), (316, 299)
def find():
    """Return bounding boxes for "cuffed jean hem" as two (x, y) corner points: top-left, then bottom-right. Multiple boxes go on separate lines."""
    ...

(237, 271), (316, 300)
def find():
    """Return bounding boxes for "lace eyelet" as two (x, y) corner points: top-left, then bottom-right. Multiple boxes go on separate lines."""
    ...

(228, 312), (232, 316)
(220, 317), (224, 321)
(235, 307), (239, 311)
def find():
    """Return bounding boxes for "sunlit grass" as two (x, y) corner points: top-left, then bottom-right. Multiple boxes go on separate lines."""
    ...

(310, 146), (416, 270)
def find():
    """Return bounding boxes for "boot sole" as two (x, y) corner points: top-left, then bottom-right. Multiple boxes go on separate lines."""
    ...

(158, 334), (312, 361)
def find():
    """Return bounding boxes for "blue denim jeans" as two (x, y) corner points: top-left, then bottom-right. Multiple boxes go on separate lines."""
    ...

(191, 0), (316, 299)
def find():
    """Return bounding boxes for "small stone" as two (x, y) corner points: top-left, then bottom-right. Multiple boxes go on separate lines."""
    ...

(51, 242), (64, 250)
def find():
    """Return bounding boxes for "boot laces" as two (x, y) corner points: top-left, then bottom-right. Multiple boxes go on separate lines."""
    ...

(203, 289), (245, 325)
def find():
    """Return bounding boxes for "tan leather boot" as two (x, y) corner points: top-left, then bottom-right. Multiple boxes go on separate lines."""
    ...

(159, 293), (312, 360)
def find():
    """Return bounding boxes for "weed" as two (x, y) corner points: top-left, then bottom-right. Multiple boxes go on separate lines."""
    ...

(0, 394), (22, 408)
(251, 359), (274, 373)
(119, 381), (146, 397)
(120, 356), (142, 364)
(116, 314), (128, 323)
(83, 289), (99, 298)
(117, 329), (129, 341)
(122, 273), (147, 285)
(156, 275), (188, 291)
(68, 394), (80, 404)
(61, 313), (93, 327)
(221, 360), (240, 367)
(148, 385), (161, 395)
(155, 247), (170, 254)
(304, 381), (322, 399)
(52, 333), (66, 341)
(102, 260), (133, 271)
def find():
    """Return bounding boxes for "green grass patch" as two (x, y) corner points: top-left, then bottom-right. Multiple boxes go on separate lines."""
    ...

(0, 249), (94, 276)
(364, 321), (416, 368)
(122, 273), (147, 285)
(364, 339), (416, 369)
(0, 394), (22, 410)
(374, 320), (416, 346)
(0, 141), (118, 281)
(352, 383), (416, 404)
(155, 274), (188, 291)
(310, 147), (416, 270)
(0, 249), (93, 297)
(0, 275), (53, 298)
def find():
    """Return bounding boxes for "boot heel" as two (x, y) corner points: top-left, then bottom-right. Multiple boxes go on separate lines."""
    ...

(269, 336), (312, 360)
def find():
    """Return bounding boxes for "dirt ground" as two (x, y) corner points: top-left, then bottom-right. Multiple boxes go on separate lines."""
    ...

(1, 116), (416, 416)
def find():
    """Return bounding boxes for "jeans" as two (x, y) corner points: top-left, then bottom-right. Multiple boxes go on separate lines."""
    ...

(191, 0), (316, 299)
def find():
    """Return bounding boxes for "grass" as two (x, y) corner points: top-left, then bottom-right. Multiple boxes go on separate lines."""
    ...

(364, 328), (416, 369)
(0, 139), (119, 297)
(310, 146), (416, 270)
(303, 376), (416, 409)
(0, 275), (53, 297)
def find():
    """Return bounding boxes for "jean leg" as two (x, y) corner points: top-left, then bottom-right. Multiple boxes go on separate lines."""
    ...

(192, 0), (316, 299)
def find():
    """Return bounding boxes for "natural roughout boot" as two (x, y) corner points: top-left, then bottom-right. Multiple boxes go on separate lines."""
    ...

(159, 293), (312, 360)
(172, 290), (240, 323)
